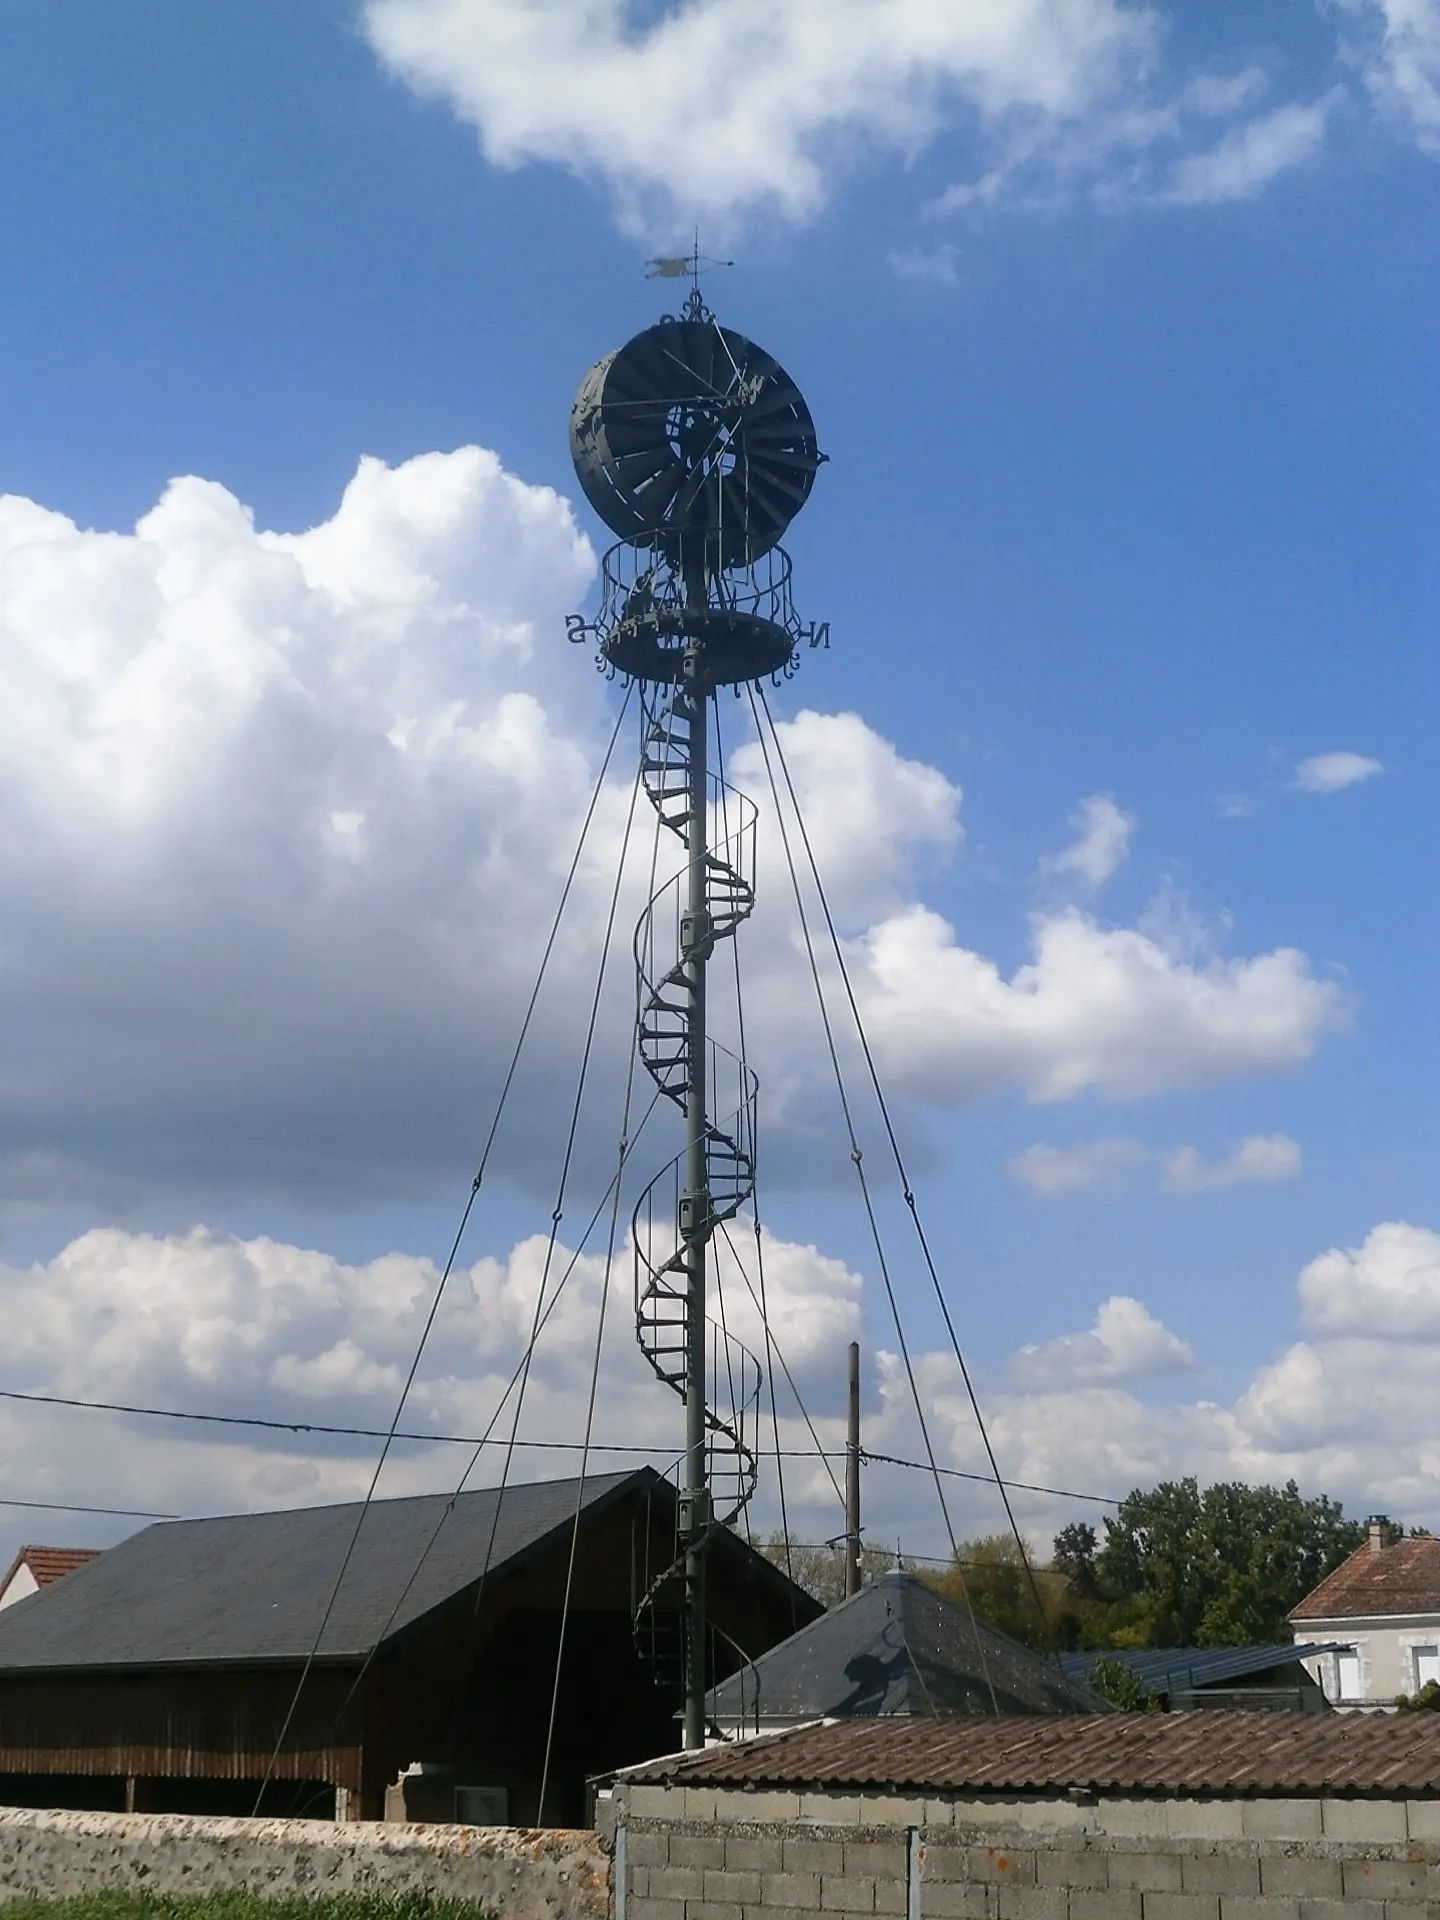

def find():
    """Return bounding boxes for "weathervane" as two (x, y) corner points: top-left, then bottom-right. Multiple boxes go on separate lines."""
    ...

(566, 286), (825, 1748)
(645, 236), (734, 322)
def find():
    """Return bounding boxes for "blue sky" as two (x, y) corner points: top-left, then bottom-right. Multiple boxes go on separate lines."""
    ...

(0, 0), (1436, 1564)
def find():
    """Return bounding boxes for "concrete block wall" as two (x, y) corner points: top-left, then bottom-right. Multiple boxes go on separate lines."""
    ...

(612, 1791), (1440, 1920)
(0, 1805), (610, 1915)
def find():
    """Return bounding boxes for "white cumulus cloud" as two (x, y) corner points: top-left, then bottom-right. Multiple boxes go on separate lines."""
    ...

(0, 1215), (863, 1556)
(13, 1215), (1440, 1566)
(1162, 1133), (1303, 1193)
(1040, 793), (1134, 890)
(1009, 1295), (1196, 1389)
(361, 0), (1153, 233)
(926, 1224), (1440, 1538)
(1294, 750), (1385, 793)
(852, 908), (1342, 1105)
(1296, 1220), (1440, 1338)
(1010, 1134), (1302, 1196)
(0, 447), (1342, 1218)
(1007, 1139), (1149, 1196)
(361, 1), (1439, 234)
(1345, 0), (1440, 151)
(1158, 95), (1334, 204)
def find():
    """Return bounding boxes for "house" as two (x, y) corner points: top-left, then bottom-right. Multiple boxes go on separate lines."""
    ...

(1291, 1514), (1440, 1707)
(604, 1710), (1440, 1920)
(0, 1548), (100, 1612)
(0, 1468), (817, 1824)
(706, 1567), (1106, 1735)
(1058, 1642), (1341, 1711)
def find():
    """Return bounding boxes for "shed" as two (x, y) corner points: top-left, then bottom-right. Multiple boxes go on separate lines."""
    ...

(1058, 1642), (1344, 1710)
(708, 1568), (1105, 1734)
(0, 1468), (817, 1825)
(606, 1711), (1440, 1920)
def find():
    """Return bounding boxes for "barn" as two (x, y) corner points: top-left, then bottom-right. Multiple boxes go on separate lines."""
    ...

(0, 1467), (817, 1825)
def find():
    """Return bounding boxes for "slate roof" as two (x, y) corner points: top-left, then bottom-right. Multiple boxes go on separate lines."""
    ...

(0, 1469), (650, 1671)
(627, 1709), (1440, 1795)
(1057, 1642), (1348, 1698)
(708, 1569), (1106, 1724)
(1291, 1535), (1440, 1620)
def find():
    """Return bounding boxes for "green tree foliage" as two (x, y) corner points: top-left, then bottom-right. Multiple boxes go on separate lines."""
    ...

(1396, 1681), (1440, 1711)
(1092, 1478), (1363, 1646)
(923, 1535), (1067, 1652)
(1052, 1522), (1100, 1598)
(1088, 1655), (1161, 1712)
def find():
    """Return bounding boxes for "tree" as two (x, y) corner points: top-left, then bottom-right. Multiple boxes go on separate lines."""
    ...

(924, 1535), (1063, 1652)
(1052, 1522), (1100, 1598)
(1089, 1656), (1161, 1712)
(760, 1531), (894, 1608)
(1095, 1478), (1363, 1646)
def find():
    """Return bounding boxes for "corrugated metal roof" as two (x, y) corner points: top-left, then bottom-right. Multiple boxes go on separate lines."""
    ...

(625, 1710), (1440, 1795)
(1057, 1643), (1350, 1695)
(0, 1470), (646, 1670)
(1292, 1536), (1440, 1620)
(711, 1571), (1105, 1721)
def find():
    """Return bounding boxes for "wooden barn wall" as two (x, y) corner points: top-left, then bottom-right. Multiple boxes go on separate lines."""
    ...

(0, 1488), (813, 1822)
(0, 1666), (362, 1790)
(356, 1494), (815, 1825)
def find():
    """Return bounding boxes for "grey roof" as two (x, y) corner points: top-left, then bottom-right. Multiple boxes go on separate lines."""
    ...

(709, 1570), (1107, 1723)
(0, 1469), (649, 1672)
(1057, 1642), (1352, 1697)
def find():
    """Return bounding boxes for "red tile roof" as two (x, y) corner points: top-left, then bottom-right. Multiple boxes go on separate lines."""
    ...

(0, 1546), (101, 1597)
(625, 1710), (1440, 1796)
(1291, 1535), (1440, 1620)
(22, 1547), (101, 1586)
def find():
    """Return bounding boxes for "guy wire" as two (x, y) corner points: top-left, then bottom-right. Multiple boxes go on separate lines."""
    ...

(251, 685), (635, 1813)
(712, 699), (795, 1605)
(745, 684), (998, 1715)
(537, 716), (670, 1822)
(430, 732), (650, 1778)
(757, 686), (1052, 1653)
(312, 1084), (665, 1763)
(715, 1220), (844, 1511)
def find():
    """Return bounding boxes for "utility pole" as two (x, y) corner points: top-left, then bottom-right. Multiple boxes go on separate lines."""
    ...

(845, 1340), (862, 1598)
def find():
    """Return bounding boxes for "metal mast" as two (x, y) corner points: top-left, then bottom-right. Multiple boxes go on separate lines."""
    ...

(567, 284), (825, 1746)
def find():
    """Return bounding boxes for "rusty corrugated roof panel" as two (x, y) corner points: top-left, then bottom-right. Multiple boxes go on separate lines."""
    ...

(625, 1711), (1440, 1795)
(1291, 1536), (1440, 1620)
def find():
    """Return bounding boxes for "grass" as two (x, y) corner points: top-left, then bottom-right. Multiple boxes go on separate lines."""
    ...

(4, 1896), (494, 1920)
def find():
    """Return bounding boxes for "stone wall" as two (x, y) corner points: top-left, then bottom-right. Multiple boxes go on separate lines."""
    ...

(609, 1783), (1440, 1919)
(0, 1806), (610, 1914)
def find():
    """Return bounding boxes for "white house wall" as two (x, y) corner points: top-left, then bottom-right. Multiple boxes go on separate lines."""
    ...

(1295, 1617), (1440, 1705)
(0, 1566), (39, 1612)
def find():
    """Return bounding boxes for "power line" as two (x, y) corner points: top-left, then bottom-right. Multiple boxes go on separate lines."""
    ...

(0, 1495), (178, 1520)
(0, 1390), (1123, 1506)
(860, 1450), (1119, 1507)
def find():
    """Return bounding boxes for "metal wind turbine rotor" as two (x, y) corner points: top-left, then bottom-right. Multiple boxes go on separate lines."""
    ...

(569, 302), (826, 687)
(567, 286), (825, 1750)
